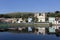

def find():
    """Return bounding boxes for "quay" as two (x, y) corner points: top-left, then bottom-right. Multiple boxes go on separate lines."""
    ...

(0, 22), (49, 28)
(0, 22), (49, 34)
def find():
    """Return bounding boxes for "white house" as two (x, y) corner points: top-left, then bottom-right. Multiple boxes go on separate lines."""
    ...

(49, 17), (60, 24)
(56, 18), (60, 24)
(16, 18), (26, 23)
(34, 13), (45, 22)
(49, 17), (60, 29)
(48, 17), (55, 24)
(17, 18), (23, 23)
(28, 18), (32, 22)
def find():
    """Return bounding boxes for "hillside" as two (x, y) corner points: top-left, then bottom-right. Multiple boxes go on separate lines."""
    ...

(0, 12), (34, 18)
(0, 11), (60, 18)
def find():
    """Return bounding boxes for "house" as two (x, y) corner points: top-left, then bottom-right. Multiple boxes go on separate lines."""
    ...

(55, 18), (60, 24)
(0, 18), (26, 23)
(0, 18), (17, 23)
(3, 18), (17, 23)
(48, 17), (55, 24)
(11, 18), (17, 23)
(16, 18), (26, 23)
(34, 13), (45, 22)
(16, 18), (23, 23)
(28, 18), (32, 22)
(0, 18), (5, 22)
(49, 17), (60, 29)
(49, 17), (60, 24)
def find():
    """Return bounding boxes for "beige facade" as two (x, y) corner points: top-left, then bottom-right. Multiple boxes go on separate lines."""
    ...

(4, 18), (17, 23)
(16, 18), (26, 23)
(12, 18), (17, 23)
(34, 13), (45, 22)
(0, 18), (17, 23)
(0, 18), (26, 23)
(17, 18), (23, 23)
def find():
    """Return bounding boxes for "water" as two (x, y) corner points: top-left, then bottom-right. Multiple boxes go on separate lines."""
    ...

(0, 32), (60, 40)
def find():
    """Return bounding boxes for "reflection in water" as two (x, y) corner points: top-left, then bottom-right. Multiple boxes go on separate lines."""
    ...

(0, 30), (60, 37)
(0, 32), (60, 40)
(55, 33), (60, 37)
(0, 27), (60, 38)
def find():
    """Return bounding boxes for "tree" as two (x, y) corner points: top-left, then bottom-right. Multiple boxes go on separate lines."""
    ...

(0, 14), (11, 18)
(25, 19), (28, 23)
(32, 17), (38, 22)
(55, 11), (60, 13)
(0, 14), (4, 17)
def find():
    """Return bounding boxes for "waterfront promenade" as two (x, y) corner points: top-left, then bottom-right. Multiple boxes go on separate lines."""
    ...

(0, 22), (49, 28)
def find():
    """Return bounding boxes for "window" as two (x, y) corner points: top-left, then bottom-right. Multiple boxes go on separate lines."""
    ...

(40, 20), (42, 22)
(39, 13), (41, 16)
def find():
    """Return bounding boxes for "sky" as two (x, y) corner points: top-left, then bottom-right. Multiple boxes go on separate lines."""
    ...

(0, 0), (60, 14)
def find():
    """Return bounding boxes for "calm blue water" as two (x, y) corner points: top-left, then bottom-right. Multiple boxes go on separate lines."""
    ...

(0, 32), (60, 40)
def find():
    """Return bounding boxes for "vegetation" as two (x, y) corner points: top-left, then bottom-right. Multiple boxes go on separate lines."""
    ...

(46, 11), (60, 17)
(0, 11), (60, 18)
(32, 17), (38, 22)
(0, 12), (34, 18)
